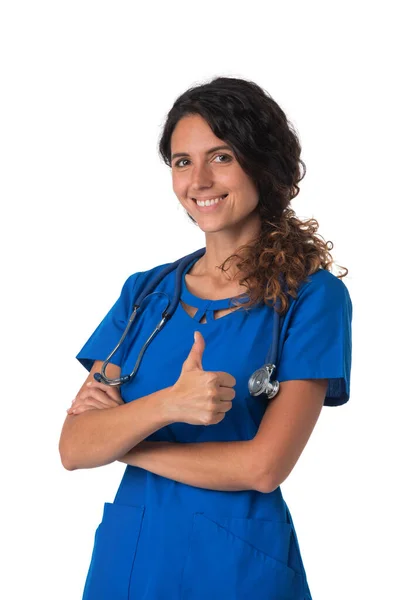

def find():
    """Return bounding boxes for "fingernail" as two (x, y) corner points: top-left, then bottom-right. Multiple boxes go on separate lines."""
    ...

(86, 382), (92, 386)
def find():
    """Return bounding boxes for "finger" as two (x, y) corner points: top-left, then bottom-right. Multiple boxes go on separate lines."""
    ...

(69, 403), (99, 415)
(75, 388), (118, 407)
(218, 387), (236, 402)
(86, 381), (123, 403)
(214, 371), (237, 388)
(70, 398), (112, 414)
(81, 398), (108, 410)
(183, 331), (205, 371)
(68, 398), (105, 414)
(217, 400), (233, 413)
(69, 393), (118, 414)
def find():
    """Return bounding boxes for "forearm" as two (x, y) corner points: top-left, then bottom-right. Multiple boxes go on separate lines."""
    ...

(60, 388), (174, 470)
(119, 440), (264, 492)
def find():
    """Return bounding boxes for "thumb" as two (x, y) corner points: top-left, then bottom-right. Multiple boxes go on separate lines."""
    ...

(183, 330), (205, 371)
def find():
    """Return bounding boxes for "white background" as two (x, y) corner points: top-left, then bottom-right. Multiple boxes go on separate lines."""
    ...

(1, 1), (398, 598)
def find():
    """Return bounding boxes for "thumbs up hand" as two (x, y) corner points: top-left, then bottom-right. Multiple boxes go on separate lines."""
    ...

(168, 331), (236, 426)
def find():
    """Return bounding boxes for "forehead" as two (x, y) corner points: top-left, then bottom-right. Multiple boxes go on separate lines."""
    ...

(171, 114), (225, 150)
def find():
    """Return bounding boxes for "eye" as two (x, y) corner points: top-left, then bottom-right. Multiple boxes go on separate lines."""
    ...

(214, 154), (232, 163)
(174, 154), (232, 168)
(174, 158), (189, 168)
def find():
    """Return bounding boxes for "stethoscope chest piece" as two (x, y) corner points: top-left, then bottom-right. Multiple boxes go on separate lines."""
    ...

(248, 364), (280, 399)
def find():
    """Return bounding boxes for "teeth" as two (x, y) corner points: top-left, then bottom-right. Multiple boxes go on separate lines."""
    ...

(195, 195), (227, 207)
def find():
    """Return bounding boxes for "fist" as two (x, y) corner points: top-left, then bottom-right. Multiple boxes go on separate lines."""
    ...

(169, 331), (236, 426)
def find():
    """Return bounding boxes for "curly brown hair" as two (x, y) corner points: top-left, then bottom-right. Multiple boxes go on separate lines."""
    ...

(158, 76), (348, 315)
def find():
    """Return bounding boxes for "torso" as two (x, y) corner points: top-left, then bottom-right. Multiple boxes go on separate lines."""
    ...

(92, 259), (311, 600)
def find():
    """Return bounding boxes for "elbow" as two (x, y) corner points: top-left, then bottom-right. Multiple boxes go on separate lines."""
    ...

(62, 460), (76, 471)
(59, 449), (77, 471)
(256, 477), (280, 494)
(59, 416), (84, 470)
(58, 440), (105, 471)
(253, 473), (275, 494)
(59, 455), (73, 471)
(58, 440), (78, 471)
(252, 466), (284, 494)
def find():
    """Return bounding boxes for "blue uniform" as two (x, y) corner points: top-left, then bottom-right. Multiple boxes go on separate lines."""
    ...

(76, 255), (352, 599)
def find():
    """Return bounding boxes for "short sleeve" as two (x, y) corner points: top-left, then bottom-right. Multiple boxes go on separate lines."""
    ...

(276, 270), (353, 406)
(75, 272), (142, 372)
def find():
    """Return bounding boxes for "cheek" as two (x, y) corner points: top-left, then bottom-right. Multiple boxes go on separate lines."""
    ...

(242, 180), (259, 205)
(230, 171), (254, 195)
(172, 176), (185, 198)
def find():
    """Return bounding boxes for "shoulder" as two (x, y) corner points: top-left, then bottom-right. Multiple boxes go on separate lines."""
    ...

(133, 260), (175, 285)
(120, 260), (176, 297)
(297, 268), (351, 302)
(286, 268), (352, 321)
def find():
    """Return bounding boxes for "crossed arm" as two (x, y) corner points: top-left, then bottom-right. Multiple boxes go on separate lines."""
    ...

(66, 378), (327, 493)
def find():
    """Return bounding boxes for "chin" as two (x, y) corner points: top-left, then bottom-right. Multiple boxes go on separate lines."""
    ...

(198, 223), (231, 234)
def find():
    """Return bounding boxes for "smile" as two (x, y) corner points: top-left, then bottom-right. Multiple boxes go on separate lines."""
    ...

(192, 194), (228, 210)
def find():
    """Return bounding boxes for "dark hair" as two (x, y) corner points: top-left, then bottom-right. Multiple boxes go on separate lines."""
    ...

(158, 76), (348, 315)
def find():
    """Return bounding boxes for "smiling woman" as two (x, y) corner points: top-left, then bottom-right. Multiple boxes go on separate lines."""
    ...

(160, 78), (349, 315)
(64, 75), (353, 600)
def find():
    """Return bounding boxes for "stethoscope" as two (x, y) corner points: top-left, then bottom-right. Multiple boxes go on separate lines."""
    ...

(94, 247), (283, 400)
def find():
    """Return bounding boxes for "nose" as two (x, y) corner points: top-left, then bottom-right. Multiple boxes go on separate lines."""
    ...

(190, 162), (214, 192)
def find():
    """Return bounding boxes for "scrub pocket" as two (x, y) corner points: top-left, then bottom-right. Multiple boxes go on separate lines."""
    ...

(82, 502), (145, 600)
(180, 512), (300, 600)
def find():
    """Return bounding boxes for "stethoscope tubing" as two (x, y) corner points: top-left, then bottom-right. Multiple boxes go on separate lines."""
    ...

(93, 247), (282, 399)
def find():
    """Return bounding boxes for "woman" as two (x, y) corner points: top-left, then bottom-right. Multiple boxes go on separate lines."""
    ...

(59, 76), (352, 600)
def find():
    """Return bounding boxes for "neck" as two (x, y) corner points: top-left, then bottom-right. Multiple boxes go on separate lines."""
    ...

(196, 214), (261, 281)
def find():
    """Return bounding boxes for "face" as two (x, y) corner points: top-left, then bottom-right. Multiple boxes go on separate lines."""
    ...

(170, 114), (260, 234)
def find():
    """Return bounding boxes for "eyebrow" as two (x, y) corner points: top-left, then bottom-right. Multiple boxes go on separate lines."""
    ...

(171, 145), (232, 161)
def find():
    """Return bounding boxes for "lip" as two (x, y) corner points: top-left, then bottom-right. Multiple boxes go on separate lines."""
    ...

(191, 194), (228, 212)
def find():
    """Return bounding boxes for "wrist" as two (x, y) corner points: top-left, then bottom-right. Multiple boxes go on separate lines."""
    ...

(155, 385), (181, 426)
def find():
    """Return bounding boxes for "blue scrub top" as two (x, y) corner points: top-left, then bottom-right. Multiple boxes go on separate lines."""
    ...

(76, 255), (352, 600)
